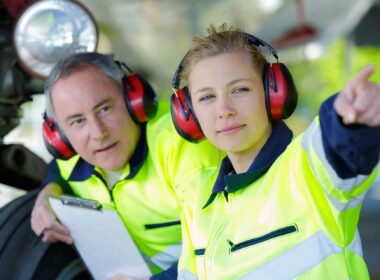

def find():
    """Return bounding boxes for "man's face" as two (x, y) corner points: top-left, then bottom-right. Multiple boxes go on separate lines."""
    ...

(51, 65), (141, 171)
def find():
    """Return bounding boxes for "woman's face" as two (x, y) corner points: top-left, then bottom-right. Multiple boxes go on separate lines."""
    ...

(189, 51), (272, 160)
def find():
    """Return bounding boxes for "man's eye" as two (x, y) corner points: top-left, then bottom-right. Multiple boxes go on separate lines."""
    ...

(70, 119), (84, 126)
(100, 105), (111, 113)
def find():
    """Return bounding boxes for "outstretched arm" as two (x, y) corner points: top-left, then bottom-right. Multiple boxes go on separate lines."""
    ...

(317, 65), (380, 178)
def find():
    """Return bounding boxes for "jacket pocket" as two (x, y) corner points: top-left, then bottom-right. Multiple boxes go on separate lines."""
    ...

(144, 220), (181, 229)
(227, 225), (298, 253)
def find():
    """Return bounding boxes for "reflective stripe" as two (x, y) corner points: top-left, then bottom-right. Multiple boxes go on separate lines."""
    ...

(326, 190), (368, 212)
(149, 243), (182, 269)
(240, 231), (342, 280)
(302, 120), (368, 192)
(301, 120), (369, 212)
(348, 230), (363, 257)
(178, 269), (199, 280)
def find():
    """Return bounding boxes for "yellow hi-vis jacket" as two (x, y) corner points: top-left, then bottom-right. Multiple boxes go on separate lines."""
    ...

(44, 102), (220, 274)
(178, 96), (380, 280)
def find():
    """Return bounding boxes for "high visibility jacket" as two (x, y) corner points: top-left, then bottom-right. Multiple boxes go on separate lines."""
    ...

(44, 102), (220, 274)
(178, 96), (380, 280)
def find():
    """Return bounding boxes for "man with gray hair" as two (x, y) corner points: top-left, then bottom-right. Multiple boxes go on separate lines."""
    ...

(31, 52), (219, 278)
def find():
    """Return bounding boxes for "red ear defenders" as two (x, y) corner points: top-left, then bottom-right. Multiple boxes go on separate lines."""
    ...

(42, 113), (76, 160)
(42, 62), (158, 160)
(170, 33), (298, 143)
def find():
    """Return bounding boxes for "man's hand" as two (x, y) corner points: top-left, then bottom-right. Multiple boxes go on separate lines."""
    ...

(30, 183), (73, 244)
(334, 65), (380, 126)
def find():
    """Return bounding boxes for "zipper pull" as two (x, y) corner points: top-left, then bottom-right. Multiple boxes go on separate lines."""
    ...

(227, 239), (235, 253)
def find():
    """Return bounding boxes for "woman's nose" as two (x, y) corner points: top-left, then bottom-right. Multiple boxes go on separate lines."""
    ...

(217, 97), (236, 119)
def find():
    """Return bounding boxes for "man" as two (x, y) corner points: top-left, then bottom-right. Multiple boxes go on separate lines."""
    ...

(30, 52), (220, 277)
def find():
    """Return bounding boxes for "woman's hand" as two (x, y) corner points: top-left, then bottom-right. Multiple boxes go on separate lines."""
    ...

(334, 65), (380, 126)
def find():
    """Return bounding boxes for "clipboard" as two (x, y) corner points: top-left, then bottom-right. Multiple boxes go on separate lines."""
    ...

(48, 195), (152, 280)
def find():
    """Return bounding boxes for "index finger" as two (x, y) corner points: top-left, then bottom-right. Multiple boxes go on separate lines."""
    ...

(48, 220), (71, 235)
(350, 65), (376, 89)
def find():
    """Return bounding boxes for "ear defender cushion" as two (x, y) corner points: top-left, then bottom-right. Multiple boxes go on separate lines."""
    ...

(123, 74), (158, 124)
(170, 87), (204, 143)
(42, 116), (76, 160)
(263, 63), (298, 120)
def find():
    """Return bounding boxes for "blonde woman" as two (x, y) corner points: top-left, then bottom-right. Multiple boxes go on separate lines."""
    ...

(170, 24), (380, 279)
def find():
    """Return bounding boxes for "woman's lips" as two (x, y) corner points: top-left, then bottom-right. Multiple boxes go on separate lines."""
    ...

(217, 124), (245, 135)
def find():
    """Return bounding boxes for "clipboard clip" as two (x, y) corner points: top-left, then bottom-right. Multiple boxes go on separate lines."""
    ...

(59, 196), (102, 210)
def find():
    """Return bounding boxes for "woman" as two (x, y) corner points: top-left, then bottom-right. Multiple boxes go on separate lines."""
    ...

(170, 24), (380, 279)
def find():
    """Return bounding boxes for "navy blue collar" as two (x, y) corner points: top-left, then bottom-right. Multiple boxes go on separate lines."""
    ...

(203, 121), (293, 208)
(68, 124), (148, 182)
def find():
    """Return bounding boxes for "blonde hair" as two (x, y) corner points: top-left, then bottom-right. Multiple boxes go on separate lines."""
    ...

(180, 23), (267, 85)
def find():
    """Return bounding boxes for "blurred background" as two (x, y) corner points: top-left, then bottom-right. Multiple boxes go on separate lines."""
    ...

(2, 0), (380, 160)
(0, 0), (379, 277)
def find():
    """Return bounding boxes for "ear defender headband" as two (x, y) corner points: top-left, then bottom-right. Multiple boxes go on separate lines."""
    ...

(170, 33), (298, 143)
(42, 61), (158, 160)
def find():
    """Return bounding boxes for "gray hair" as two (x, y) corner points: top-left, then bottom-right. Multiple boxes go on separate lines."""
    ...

(44, 52), (125, 122)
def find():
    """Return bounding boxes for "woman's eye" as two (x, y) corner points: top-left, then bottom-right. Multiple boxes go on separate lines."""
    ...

(199, 95), (215, 102)
(232, 87), (249, 94)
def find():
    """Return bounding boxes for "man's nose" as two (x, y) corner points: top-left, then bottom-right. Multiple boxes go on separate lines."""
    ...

(90, 117), (108, 141)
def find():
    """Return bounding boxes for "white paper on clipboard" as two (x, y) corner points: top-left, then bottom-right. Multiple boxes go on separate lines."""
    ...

(48, 196), (152, 280)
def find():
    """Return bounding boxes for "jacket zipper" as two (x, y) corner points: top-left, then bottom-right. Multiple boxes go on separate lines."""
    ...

(206, 193), (234, 280)
(227, 225), (298, 253)
(144, 220), (181, 229)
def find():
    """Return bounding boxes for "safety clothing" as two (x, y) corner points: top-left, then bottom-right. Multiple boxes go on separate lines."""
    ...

(44, 103), (220, 274)
(178, 96), (380, 280)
